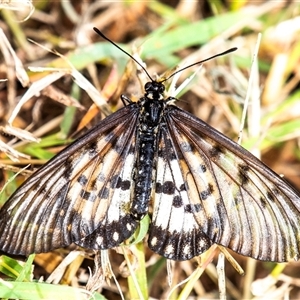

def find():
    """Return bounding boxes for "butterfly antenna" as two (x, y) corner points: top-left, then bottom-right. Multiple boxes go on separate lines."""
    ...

(162, 47), (238, 83)
(93, 27), (154, 82)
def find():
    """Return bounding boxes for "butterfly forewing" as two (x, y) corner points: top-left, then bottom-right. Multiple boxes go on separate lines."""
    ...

(167, 106), (300, 261)
(0, 105), (140, 255)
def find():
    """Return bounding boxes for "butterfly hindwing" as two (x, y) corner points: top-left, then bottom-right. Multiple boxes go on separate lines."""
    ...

(0, 105), (139, 255)
(149, 122), (212, 260)
(167, 105), (300, 261)
(76, 137), (138, 250)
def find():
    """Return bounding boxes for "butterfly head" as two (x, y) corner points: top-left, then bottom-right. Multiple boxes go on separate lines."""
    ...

(144, 81), (165, 100)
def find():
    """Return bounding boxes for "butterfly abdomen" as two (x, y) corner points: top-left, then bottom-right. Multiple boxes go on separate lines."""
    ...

(130, 86), (165, 220)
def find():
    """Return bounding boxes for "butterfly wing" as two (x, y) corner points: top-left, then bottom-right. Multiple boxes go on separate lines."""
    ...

(149, 122), (212, 260)
(160, 105), (300, 262)
(0, 105), (139, 255)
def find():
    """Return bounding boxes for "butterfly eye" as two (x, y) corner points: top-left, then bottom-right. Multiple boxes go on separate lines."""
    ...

(144, 82), (152, 91)
(158, 84), (165, 93)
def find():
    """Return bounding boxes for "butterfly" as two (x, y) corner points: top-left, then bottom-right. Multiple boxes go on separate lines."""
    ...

(1, 27), (300, 262)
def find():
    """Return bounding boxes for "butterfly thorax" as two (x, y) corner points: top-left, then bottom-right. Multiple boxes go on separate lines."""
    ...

(131, 81), (166, 220)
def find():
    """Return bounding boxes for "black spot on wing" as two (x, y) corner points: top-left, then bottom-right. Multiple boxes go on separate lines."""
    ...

(179, 183), (187, 191)
(77, 174), (88, 186)
(173, 195), (183, 208)
(88, 141), (99, 157)
(209, 145), (225, 158)
(116, 179), (131, 191)
(200, 183), (214, 200)
(215, 199), (229, 232)
(267, 191), (275, 202)
(184, 203), (202, 213)
(155, 181), (176, 195)
(64, 160), (74, 178)
(80, 189), (90, 200)
(109, 175), (131, 191)
(260, 196), (267, 208)
(99, 187), (109, 199)
(238, 164), (250, 184)
(110, 175), (119, 188)
(80, 190), (96, 202)
(200, 164), (207, 172)
(155, 182), (162, 194)
(163, 181), (176, 195)
(234, 197), (241, 205)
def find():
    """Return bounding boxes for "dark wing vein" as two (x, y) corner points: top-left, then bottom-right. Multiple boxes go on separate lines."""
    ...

(0, 105), (139, 255)
(166, 105), (300, 262)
